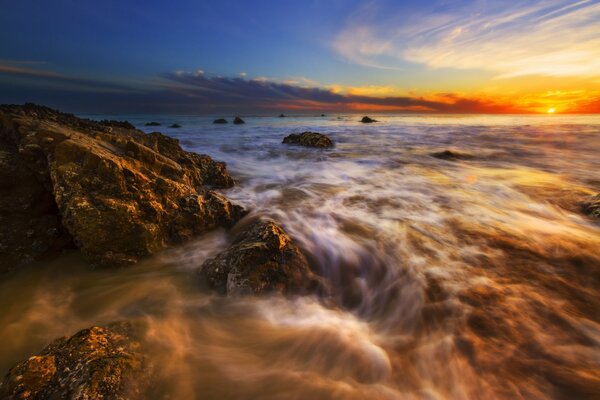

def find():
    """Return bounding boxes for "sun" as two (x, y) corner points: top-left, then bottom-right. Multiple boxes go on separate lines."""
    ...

(547, 107), (556, 114)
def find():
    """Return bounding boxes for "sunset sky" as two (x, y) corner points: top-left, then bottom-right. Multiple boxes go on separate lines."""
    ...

(1, 0), (599, 114)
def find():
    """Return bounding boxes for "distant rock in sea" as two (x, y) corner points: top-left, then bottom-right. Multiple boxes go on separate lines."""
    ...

(321, 114), (326, 117)
(233, 116), (245, 124)
(170, 123), (182, 128)
(361, 116), (377, 123)
(282, 132), (334, 148)
(145, 121), (161, 126)
(198, 219), (324, 295)
(213, 118), (228, 124)
(431, 149), (474, 161)
(0, 322), (150, 400)
(279, 114), (286, 117)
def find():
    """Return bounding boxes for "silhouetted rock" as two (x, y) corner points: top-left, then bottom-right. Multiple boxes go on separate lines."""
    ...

(431, 150), (474, 161)
(198, 219), (323, 295)
(582, 194), (600, 218)
(144, 122), (161, 126)
(0, 103), (244, 268)
(233, 117), (245, 124)
(169, 123), (182, 128)
(360, 116), (377, 123)
(0, 322), (149, 400)
(213, 118), (227, 124)
(279, 114), (286, 118)
(282, 132), (334, 148)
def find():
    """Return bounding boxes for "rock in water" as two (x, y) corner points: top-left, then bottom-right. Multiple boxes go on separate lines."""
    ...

(282, 132), (334, 148)
(144, 122), (160, 126)
(279, 114), (285, 118)
(0, 103), (244, 268)
(431, 149), (474, 161)
(169, 123), (181, 128)
(198, 219), (323, 295)
(583, 194), (600, 218)
(233, 116), (245, 124)
(0, 323), (149, 400)
(360, 116), (377, 123)
(213, 118), (227, 124)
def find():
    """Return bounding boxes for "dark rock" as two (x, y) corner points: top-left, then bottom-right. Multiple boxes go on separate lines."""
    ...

(282, 132), (334, 148)
(431, 150), (474, 161)
(169, 123), (181, 128)
(0, 103), (244, 268)
(213, 118), (228, 124)
(360, 116), (377, 123)
(198, 219), (323, 295)
(144, 122), (161, 126)
(582, 194), (600, 218)
(100, 120), (136, 130)
(321, 114), (326, 117)
(279, 114), (286, 118)
(233, 117), (245, 125)
(0, 322), (149, 400)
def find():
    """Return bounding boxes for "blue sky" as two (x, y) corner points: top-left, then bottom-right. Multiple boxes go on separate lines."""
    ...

(1, 0), (599, 113)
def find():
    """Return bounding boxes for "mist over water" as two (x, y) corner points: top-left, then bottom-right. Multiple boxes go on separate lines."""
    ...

(1, 114), (599, 399)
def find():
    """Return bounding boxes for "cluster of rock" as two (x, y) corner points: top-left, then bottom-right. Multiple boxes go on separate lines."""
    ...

(282, 132), (334, 148)
(213, 117), (245, 124)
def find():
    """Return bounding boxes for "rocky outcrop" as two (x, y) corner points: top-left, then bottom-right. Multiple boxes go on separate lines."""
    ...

(198, 219), (323, 295)
(582, 194), (600, 218)
(360, 116), (377, 123)
(0, 104), (244, 269)
(144, 122), (160, 126)
(0, 322), (149, 400)
(282, 132), (334, 148)
(431, 149), (474, 161)
(213, 118), (227, 124)
(233, 117), (245, 125)
(169, 123), (181, 128)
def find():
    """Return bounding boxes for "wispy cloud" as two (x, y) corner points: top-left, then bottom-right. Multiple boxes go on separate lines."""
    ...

(333, 0), (600, 78)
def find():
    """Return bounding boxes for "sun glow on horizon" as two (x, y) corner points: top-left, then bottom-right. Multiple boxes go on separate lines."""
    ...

(547, 107), (556, 114)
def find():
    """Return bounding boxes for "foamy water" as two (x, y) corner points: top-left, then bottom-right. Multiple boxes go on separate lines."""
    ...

(1, 114), (599, 399)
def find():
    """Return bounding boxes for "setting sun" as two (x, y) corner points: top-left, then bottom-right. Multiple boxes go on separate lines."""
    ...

(547, 107), (556, 114)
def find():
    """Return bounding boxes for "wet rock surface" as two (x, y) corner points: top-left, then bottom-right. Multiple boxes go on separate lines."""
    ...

(0, 322), (149, 400)
(431, 149), (474, 161)
(0, 104), (244, 269)
(583, 193), (600, 218)
(282, 132), (334, 148)
(198, 219), (323, 295)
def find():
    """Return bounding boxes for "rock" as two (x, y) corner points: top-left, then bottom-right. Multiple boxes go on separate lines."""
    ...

(100, 120), (136, 130)
(169, 123), (181, 128)
(360, 116), (377, 123)
(431, 149), (474, 161)
(582, 194), (600, 218)
(282, 132), (334, 148)
(233, 117), (245, 125)
(0, 103), (244, 268)
(144, 122), (160, 126)
(0, 322), (149, 400)
(198, 219), (323, 295)
(279, 114), (286, 118)
(321, 114), (325, 117)
(213, 118), (227, 124)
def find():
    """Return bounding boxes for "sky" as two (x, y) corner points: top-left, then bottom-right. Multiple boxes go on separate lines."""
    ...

(1, 0), (599, 114)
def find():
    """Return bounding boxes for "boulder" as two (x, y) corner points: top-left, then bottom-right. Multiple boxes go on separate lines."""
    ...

(198, 219), (323, 295)
(213, 118), (227, 124)
(360, 116), (377, 123)
(0, 103), (244, 268)
(431, 149), (474, 161)
(282, 132), (334, 148)
(169, 123), (181, 128)
(233, 117), (245, 125)
(582, 194), (600, 218)
(0, 322), (149, 400)
(144, 122), (160, 126)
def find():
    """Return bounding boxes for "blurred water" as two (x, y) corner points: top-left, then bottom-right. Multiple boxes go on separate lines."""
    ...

(1, 114), (599, 399)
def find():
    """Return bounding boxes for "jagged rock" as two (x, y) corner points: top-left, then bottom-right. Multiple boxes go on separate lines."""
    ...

(213, 118), (227, 124)
(144, 122), (160, 126)
(100, 120), (136, 130)
(169, 123), (181, 128)
(198, 219), (323, 295)
(233, 117), (245, 125)
(360, 116), (377, 123)
(431, 149), (474, 161)
(0, 322), (149, 400)
(282, 132), (334, 148)
(0, 104), (244, 268)
(582, 194), (600, 218)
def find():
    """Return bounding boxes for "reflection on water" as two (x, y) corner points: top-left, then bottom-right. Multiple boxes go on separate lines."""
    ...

(1, 114), (599, 399)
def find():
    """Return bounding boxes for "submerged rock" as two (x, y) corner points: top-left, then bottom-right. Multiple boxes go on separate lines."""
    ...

(431, 149), (474, 161)
(0, 322), (149, 400)
(360, 116), (377, 123)
(198, 219), (323, 295)
(282, 132), (334, 148)
(169, 123), (181, 128)
(582, 194), (600, 218)
(213, 118), (228, 124)
(0, 103), (244, 268)
(144, 122), (160, 126)
(233, 116), (245, 125)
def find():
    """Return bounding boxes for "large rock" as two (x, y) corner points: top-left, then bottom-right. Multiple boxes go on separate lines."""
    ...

(0, 104), (244, 268)
(282, 132), (334, 148)
(0, 323), (149, 400)
(198, 219), (323, 295)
